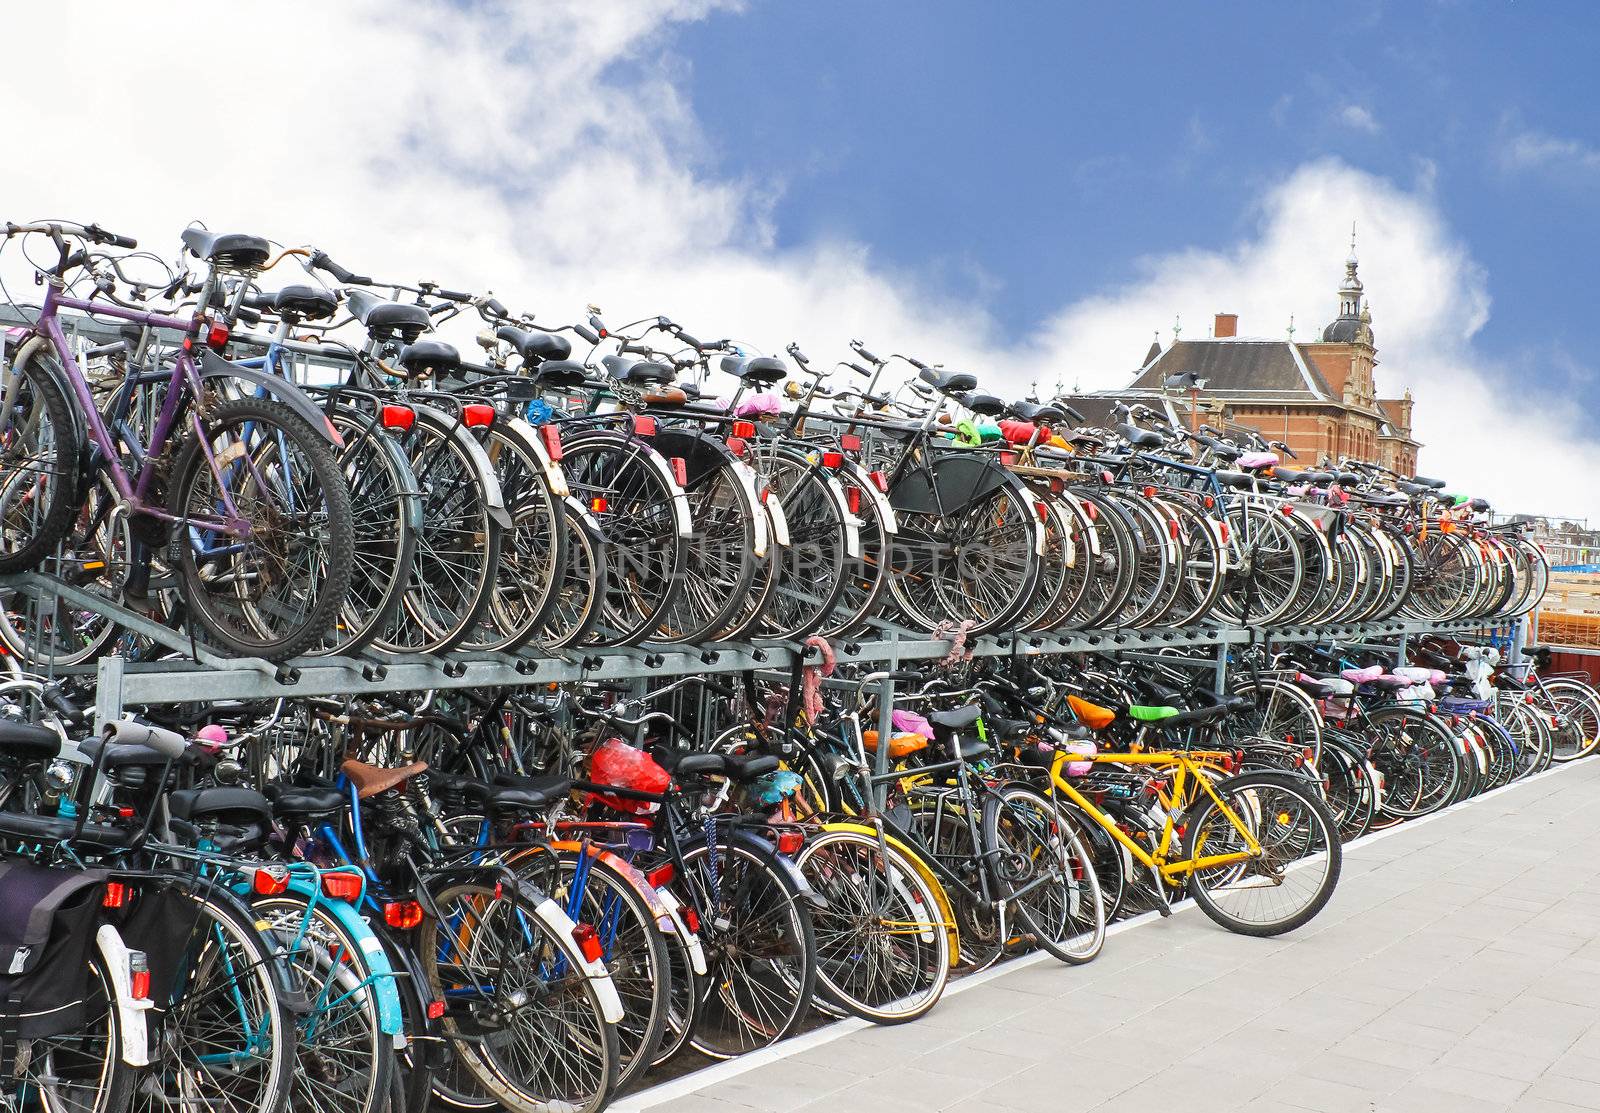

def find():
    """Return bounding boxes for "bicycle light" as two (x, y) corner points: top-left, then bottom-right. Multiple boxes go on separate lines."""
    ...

(384, 900), (425, 930)
(571, 922), (605, 964)
(731, 420), (756, 439)
(380, 404), (415, 432)
(462, 403), (495, 428)
(321, 871), (363, 901)
(251, 865), (290, 896)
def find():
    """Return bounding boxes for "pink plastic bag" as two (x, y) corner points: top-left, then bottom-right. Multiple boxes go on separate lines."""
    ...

(1238, 451), (1278, 469)
(891, 709), (935, 739)
(734, 393), (781, 419)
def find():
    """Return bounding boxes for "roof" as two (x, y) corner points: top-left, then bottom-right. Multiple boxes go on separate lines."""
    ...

(1129, 339), (1333, 400)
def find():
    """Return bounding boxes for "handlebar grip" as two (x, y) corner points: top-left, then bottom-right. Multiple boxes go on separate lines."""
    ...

(436, 288), (472, 303)
(676, 330), (703, 350)
(574, 324), (601, 344)
(847, 362), (872, 377)
(486, 297), (508, 317)
(235, 305), (262, 327)
(311, 251), (370, 285)
(103, 719), (187, 760)
(84, 224), (137, 249)
(851, 341), (881, 364)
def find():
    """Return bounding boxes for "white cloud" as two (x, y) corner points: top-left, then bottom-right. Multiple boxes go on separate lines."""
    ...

(1, 3), (1590, 519)
(1338, 104), (1381, 134)
(1500, 128), (1600, 175)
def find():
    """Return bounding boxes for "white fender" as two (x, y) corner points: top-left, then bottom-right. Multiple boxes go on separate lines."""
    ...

(653, 889), (709, 977)
(532, 898), (625, 1024)
(95, 925), (151, 1067)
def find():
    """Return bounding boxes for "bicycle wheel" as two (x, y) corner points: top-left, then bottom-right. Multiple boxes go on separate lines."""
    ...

(420, 879), (618, 1113)
(1182, 771), (1341, 937)
(3, 958), (134, 1113)
(130, 892), (295, 1113)
(539, 502), (606, 650)
(757, 450), (850, 640)
(1367, 707), (1459, 817)
(374, 408), (503, 655)
(983, 783), (1105, 964)
(1542, 680), (1600, 762)
(0, 351), (78, 574)
(795, 828), (951, 1024)
(678, 838), (817, 1059)
(168, 396), (354, 662)
(823, 463), (892, 638)
(253, 895), (395, 1113)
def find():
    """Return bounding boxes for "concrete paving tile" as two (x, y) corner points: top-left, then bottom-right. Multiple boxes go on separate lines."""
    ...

(1373, 1081), (1514, 1113)
(1408, 1063), (1531, 1105)
(1525, 1074), (1600, 1110)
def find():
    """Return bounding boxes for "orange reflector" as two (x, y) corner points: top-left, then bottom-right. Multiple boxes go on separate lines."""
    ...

(590, 496), (609, 513)
(572, 922), (605, 964)
(381, 404), (415, 432)
(321, 871), (363, 901)
(384, 900), (425, 929)
(540, 424), (564, 461)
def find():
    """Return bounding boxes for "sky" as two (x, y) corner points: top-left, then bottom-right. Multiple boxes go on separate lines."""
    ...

(4, 1), (1598, 518)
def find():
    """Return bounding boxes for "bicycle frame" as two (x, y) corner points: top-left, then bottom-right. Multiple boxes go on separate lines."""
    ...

(1041, 749), (1262, 885)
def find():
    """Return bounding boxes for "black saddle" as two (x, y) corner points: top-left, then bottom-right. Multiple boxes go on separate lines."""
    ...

(497, 326), (572, 365)
(1215, 470), (1254, 489)
(662, 751), (782, 783)
(1209, 443), (1242, 462)
(270, 285), (337, 321)
(1010, 400), (1065, 424)
(168, 787), (274, 850)
(266, 782), (347, 818)
(0, 720), (60, 761)
(1117, 423), (1163, 449)
(602, 355), (674, 384)
(346, 289), (431, 342)
(721, 354), (787, 384)
(491, 773), (576, 806)
(397, 339), (461, 378)
(962, 392), (1008, 417)
(926, 705), (990, 762)
(918, 367), (978, 394)
(1396, 480), (1431, 497)
(182, 228), (272, 270)
(533, 359), (589, 389)
(1409, 476), (1447, 489)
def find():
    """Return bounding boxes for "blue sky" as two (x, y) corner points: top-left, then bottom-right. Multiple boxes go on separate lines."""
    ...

(673, 0), (1599, 396)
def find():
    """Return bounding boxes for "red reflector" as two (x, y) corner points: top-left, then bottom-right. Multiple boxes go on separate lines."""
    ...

(821, 451), (843, 470)
(206, 322), (231, 351)
(1168, 518), (1180, 540)
(670, 456), (688, 486)
(868, 470), (888, 493)
(1203, 495), (1215, 509)
(1050, 478), (1064, 493)
(572, 922), (605, 964)
(731, 420), (756, 439)
(381, 404), (415, 432)
(539, 424), (563, 461)
(129, 968), (150, 1001)
(775, 830), (804, 855)
(1084, 501), (1098, 521)
(1142, 485), (1156, 498)
(726, 436), (747, 457)
(1280, 504), (1294, 516)
(1099, 470), (1113, 485)
(103, 882), (129, 909)
(847, 488), (861, 514)
(646, 863), (675, 889)
(384, 900), (425, 929)
(1219, 521), (1229, 542)
(682, 906), (701, 934)
(462, 404), (495, 428)
(321, 872), (363, 901)
(252, 867), (289, 896)
(633, 415), (657, 437)
(1000, 451), (1018, 466)
(1036, 500), (1050, 523)
(590, 496), (609, 513)
(427, 1000), (446, 1020)
(839, 434), (861, 452)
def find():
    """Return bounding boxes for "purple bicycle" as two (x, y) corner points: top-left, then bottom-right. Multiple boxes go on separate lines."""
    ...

(0, 221), (354, 661)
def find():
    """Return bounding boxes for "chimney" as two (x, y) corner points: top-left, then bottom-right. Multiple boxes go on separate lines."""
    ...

(1213, 313), (1238, 338)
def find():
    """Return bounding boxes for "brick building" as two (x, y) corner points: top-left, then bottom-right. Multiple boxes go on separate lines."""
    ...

(1063, 243), (1421, 474)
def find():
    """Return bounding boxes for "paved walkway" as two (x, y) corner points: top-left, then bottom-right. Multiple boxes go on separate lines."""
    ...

(621, 760), (1600, 1113)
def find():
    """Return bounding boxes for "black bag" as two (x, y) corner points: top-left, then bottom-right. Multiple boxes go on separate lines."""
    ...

(0, 861), (109, 1044)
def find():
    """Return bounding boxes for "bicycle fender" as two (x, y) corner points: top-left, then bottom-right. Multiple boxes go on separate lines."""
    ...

(818, 821), (961, 956)
(725, 829), (827, 911)
(547, 840), (675, 931)
(409, 401), (514, 530)
(95, 924), (153, 1067)
(653, 887), (709, 977)
(280, 876), (405, 1038)
(563, 497), (605, 541)
(501, 414), (571, 498)
(644, 426), (743, 541)
(199, 351), (344, 448)
(841, 459), (898, 536)
(798, 463), (862, 559)
(10, 334), (95, 500)
(529, 895), (626, 1024)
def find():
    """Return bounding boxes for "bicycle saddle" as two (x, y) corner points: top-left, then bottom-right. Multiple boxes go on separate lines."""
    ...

(1209, 443), (1242, 462)
(1238, 451), (1278, 470)
(0, 720), (60, 761)
(1010, 400), (1065, 424)
(1117, 423), (1163, 449)
(246, 284), (337, 321)
(498, 326), (571, 365)
(721, 354), (788, 384)
(397, 339), (461, 378)
(182, 228), (272, 270)
(1214, 470), (1255, 489)
(1396, 480), (1433, 496)
(602, 354), (674, 384)
(962, 392), (1008, 417)
(1342, 665), (1384, 683)
(265, 783), (347, 817)
(1408, 475), (1447, 489)
(918, 367), (978, 394)
(1292, 673), (1337, 698)
(1126, 704), (1179, 722)
(491, 772), (576, 806)
(346, 289), (432, 342)
(340, 758), (428, 798)
(662, 751), (781, 782)
(532, 359), (589, 389)
(1067, 694), (1116, 730)
(167, 787), (274, 850)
